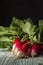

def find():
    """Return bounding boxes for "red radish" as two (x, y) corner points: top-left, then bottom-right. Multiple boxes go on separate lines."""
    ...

(24, 39), (31, 56)
(14, 40), (24, 54)
(12, 38), (30, 56)
(12, 38), (20, 52)
(31, 44), (40, 57)
(12, 39), (30, 55)
(15, 43), (29, 59)
(24, 39), (30, 53)
(27, 45), (31, 56)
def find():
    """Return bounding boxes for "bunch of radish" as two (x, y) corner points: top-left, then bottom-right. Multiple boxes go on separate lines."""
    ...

(12, 37), (43, 59)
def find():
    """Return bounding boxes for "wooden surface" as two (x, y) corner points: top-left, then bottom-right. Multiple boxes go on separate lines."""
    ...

(0, 51), (43, 65)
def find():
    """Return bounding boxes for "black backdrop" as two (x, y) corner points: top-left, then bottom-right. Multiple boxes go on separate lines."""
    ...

(0, 0), (43, 27)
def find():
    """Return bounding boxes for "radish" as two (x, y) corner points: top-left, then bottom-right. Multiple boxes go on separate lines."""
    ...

(24, 39), (31, 56)
(12, 35), (30, 55)
(14, 40), (24, 54)
(27, 45), (31, 56)
(12, 35), (30, 56)
(12, 38), (20, 53)
(31, 43), (40, 57)
(14, 43), (29, 59)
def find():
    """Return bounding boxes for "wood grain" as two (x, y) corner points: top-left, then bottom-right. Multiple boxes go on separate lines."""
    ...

(0, 51), (43, 65)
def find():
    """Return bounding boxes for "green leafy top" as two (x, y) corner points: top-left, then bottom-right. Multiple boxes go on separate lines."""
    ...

(0, 17), (40, 49)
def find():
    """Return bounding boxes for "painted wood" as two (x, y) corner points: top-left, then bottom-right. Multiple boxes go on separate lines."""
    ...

(0, 51), (43, 65)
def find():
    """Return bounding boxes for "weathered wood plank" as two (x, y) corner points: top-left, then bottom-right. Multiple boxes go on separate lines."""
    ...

(0, 51), (43, 65)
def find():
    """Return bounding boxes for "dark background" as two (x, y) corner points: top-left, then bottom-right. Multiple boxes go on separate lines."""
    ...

(0, 0), (43, 27)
